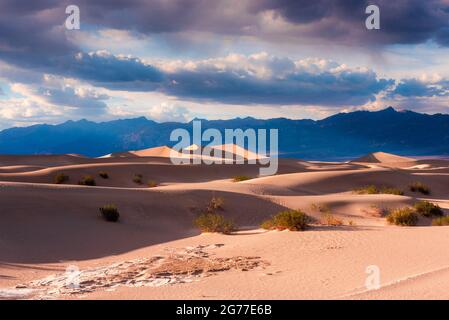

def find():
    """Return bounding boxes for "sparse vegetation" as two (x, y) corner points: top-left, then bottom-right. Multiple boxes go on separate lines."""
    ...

(194, 213), (235, 234)
(320, 213), (344, 226)
(310, 203), (331, 213)
(99, 171), (109, 179)
(386, 207), (418, 226)
(414, 201), (443, 217)
(409, 182), (430, 195)
(380, 187), (404, 196)
(353, 185), (379, 194)
(78, 175), (96, 186)
(147, 180), (158, 188)
(432, 216), (449, 226)
(133, 174), (143, 184)
(206, 196), (225, 213)
(232, 175), (251, 182)
(366, 204), (389, 217)
(261, 210), (310, 231)
(347, 220), (356, 226)
(99, 204), (120, 222)
(54, 173), (69, 184)
(353, 185), (403, 195)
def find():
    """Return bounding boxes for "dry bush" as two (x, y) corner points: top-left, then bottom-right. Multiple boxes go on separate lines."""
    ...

(54, 173), (69, 184)
(261, 210), (310, 231)
(386, 207), (418, 226)
(194, 213), (235, 234)
(100, 204), (120, 222)
(409, 182), (430, 195)
(78, 175), (96, 186)
(414, 201), (443, 217)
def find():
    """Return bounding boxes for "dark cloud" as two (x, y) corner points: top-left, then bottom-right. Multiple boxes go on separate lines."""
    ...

(392, 79), (448, 97)
(37, 86), (108, 113)
(0, 1), (447, 109)
(66, 51), (164, 85)
(163, 65), (393, 106)
(1, 0), (449, 70)
(252, 0), (449, 46)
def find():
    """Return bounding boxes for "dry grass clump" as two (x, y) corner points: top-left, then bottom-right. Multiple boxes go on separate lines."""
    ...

(54, 173), (69, 184)
(206, 196), (225, 213)
(98, 171), (109, 179)
(133, 174), (143, 184)
(413, 201), (443, 217)
(147, 180), (158, 188)
(232, 175), (251, 182)
(320, 213), (344, 226)
(78, 175), (96, 186)
(261, 210), (310, 231)
(194, 213), (235, 234)
(99, 204), (120, 222)
(432, 216), (449, 226)
(353, 185), (403, 195)
(386, 207), (418, 226)
(409, 182), (430, 195)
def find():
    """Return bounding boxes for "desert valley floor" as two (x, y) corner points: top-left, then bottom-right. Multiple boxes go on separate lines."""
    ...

(0, 146), (449, 299)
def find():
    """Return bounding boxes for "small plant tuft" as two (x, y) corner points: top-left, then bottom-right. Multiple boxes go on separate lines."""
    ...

(54, 173), (69, 184)
(409, 182), (430, 195)
(78, 175), (96, 186)
(320, 213), (344, 226)
(99, 171), (109, 179)
(99, 204), (120, 222)
(353, 185), (403, 195)
(133, 174), (143, 184)
(194, 213), (235, 234)
(261, 210), (310, 231)
(232, 175), (251, 182)
(386, 207), (418, 226)
(147, 180), (158, 188)
(432, 216), (449, 226)
(206, 196), (225, 213)
(414, 201), (443, 217)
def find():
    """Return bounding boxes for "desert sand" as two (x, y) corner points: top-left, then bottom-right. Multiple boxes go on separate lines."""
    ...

(0, 148), (449, 300)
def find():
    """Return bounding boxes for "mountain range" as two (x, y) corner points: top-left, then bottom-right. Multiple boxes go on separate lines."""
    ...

(1, 107), (449, 160)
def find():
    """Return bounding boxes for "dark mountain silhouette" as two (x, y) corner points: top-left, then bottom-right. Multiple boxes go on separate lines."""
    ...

(1, 107), (449, 160)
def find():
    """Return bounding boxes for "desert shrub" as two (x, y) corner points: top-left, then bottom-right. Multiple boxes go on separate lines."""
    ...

(353, 185), (379, 194)
(261, 210), (310, 231)
(413, 201), (443, 217)
(206, 196), (225, 213)
(432, 216), (449, 226)
(353, 184), (404, 196)
(409, 182), (430, 195)
(78, 175), (96, 186)
(133, 174), (143, 184)
(99, 204), (120, 222)
(320, 213), (343, 226)
(380, 187), (404, 196)
(147, 180), (158, 188)
(232, 175), (251, 182)
(194, 213), (235, 234)
(54, 173), (69, 184)
(353, 185), (403, 195)
(98, 171), (109, 179)
(386, 207), (418, 226)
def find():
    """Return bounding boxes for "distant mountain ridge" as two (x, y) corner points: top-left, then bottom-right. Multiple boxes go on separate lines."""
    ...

(1, 107), (449, 160)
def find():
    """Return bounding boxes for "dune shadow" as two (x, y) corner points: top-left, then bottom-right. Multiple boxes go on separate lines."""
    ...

(0, 186), (288, 264)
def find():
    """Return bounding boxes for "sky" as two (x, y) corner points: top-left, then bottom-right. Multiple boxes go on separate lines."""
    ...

(1, 0), (449, 129)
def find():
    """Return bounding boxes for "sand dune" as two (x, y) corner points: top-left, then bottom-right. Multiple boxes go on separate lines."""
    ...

(1, 148), (449, 299)
(352, 152), (415, 164)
